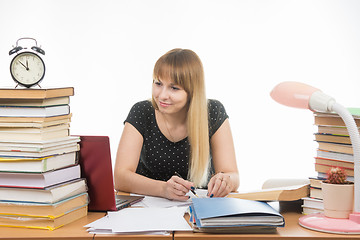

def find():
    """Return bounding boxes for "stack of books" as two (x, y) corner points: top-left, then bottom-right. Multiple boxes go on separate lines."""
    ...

(302, 108), (359, 215)
(0, 87), (88, 230)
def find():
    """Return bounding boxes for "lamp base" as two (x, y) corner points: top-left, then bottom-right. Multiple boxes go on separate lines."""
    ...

(299, 213), (360, 234)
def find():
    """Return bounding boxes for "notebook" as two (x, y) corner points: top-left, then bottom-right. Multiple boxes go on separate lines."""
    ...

(78, 135), (144, 211)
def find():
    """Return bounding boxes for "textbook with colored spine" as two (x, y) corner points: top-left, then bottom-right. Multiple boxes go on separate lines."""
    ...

(0, 204), (87, 230)
(0, 164), (81, 188)
(0, 193), (88, 218)
(0, 152), (78, 173)
(0, 177), (87, 204)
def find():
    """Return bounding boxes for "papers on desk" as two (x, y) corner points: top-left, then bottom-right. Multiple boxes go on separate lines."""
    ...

(84, 190), (208, 234)
(84, 207), (192, 234)
(131, 189), (208, 208)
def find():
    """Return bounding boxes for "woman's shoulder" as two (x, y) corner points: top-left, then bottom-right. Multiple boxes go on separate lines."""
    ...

(207, 99), (226, 113)
(130, 100), (154, 112)
(207, 99), (229, 137)
(127, 100), (154, 118)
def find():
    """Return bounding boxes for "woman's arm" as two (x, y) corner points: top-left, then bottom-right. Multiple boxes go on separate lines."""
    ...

(114, 122), (193, 200)
(207, 119), (239, 197)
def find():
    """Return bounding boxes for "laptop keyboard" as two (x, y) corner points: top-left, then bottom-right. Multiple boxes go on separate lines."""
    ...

(115, 198), (127, 205)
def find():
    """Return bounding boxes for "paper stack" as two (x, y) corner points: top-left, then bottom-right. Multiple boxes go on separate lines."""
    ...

(0, 87), (88, 230)
(85, 207), (192, 235)
(189, 198), (285, 233)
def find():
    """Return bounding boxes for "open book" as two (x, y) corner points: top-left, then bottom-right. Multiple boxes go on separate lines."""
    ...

(228, 178), (310, 201)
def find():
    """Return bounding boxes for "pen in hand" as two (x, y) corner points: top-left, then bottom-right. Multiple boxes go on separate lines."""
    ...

(174, 171), (198, 198)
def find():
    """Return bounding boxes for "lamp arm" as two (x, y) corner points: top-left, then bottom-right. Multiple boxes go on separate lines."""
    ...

(332, 102), (360, 213)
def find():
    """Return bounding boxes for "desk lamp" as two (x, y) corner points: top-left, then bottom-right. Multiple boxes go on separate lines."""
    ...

(270, 81), (360, 234)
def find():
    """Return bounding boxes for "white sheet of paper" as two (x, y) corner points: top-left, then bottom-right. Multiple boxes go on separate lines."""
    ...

(85, 207), (192, 233)
(131, 189), (209, 208)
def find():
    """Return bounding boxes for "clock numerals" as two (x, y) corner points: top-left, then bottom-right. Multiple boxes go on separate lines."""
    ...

(10, 51), (45, 88)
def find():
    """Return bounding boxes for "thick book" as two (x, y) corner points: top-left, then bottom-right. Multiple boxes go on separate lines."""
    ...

(0, 136), (80, 151)
(316, 149), (353, 162)
(0, 87), (74, 99)
(0, 151), (78, 173)
(310, 187), (323, 200)
(0, 122), (69, 132)
(317, 125), (360, 136)
(314, 133), (351, 144)
(0, 105), (70, 118)
(228, 178), (309, 201)
(302, 197), (324, 213)
(0, 96), (69, 107)
(302, 206), (324, 215)
(309, 176), (325, 189)
(0, 114), (72, 128)
(0, 193), (88, 218)
(317, 141), (353, 154)
(190, 198), (284, 233)
(314, 108), (360, 126)
(315, 157), (353, 169)
(0, 205), (87, 230)
(0, 143), (79, 157)
(0, 165), (81, 188)
(0, 178), (87, 203)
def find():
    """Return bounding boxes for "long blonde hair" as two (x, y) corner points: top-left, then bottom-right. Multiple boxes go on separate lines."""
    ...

(152, 48), (209, 187)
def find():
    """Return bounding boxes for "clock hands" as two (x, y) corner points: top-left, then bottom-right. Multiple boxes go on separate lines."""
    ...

(18, 60), (29, 71)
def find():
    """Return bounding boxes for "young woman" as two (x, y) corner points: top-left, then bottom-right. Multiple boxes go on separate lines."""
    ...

(114, 48), (239, 201)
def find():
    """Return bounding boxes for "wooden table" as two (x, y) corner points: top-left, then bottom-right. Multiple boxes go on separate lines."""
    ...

(1, 203), (360, 240)
(174, 212), (360, 240)
(0, 212), (104, 240)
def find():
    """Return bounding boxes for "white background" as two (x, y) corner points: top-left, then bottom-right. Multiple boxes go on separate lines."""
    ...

(1, 0), (360, 191)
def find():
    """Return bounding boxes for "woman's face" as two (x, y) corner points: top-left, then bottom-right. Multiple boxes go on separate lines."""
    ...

(152, 77), (188, 115)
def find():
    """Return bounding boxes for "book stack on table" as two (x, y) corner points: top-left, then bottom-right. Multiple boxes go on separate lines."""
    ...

(0, 87), (88, 230)
(302, 108), (359, 215)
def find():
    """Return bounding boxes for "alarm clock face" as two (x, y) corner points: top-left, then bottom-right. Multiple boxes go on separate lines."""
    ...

(10, 51), (45, 88)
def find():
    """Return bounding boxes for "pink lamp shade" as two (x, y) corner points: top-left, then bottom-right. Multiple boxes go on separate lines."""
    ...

(270, 81), (319, 110)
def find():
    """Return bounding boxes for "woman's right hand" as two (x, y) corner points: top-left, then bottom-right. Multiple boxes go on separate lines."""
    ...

(162, 175), (194, 201)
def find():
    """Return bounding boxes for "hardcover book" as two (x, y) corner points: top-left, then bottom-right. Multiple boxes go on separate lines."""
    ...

(0, 165), (81, 188)
(0, 178), (86, 203)
(0, 87), (74, 99)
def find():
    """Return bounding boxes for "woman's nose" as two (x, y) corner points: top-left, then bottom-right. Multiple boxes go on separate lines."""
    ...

(159, 87), (170, 99)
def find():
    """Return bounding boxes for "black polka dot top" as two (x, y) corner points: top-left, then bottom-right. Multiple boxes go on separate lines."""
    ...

(124, 99), (228, 184)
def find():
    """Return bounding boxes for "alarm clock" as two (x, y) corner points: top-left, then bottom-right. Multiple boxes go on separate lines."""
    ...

(9, 38), (46, 88)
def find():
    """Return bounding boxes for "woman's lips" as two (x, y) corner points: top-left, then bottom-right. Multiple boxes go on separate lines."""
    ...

(159, 101), (171, 107)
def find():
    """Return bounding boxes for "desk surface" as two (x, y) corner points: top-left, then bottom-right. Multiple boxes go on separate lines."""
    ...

(0, 212), (104, 240)
(175, 212), (360, 240)
(1, 209), (360, 239)
(0, 212), (172, 240)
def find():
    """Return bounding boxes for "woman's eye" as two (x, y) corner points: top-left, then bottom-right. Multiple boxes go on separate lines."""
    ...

(154, 81), (162, 86)
(171, 86), (180, 90)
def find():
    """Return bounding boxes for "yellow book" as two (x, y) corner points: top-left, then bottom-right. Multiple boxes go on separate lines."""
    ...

(0, 205), (87, 230)
(0, 193), (88, 218)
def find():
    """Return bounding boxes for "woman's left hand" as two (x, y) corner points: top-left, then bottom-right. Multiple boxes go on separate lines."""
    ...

(207, 172), (232, 198)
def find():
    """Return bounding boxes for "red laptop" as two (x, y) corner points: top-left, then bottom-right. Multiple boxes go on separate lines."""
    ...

(78, 135), (143, 211)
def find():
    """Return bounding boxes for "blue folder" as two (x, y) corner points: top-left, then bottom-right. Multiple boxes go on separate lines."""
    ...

(191, 198), (284, 233)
